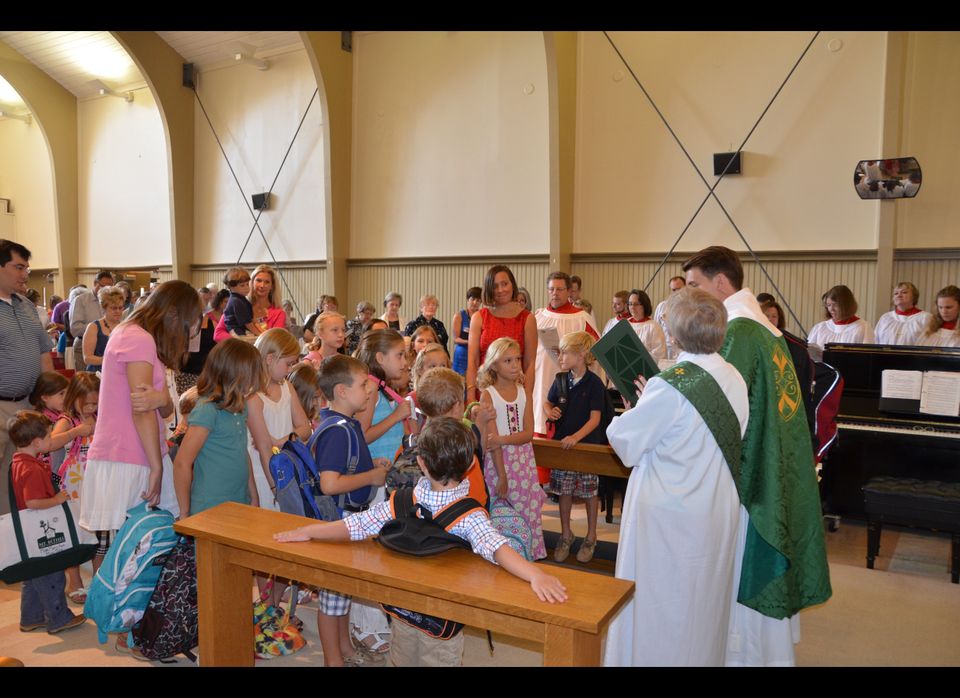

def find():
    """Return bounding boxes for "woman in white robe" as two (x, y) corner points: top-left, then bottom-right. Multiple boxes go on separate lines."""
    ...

(874, 282), (931, 346)
(807, 284), (874, 349)
(917, 285), (960, 348)
(603, 289), (749, 667)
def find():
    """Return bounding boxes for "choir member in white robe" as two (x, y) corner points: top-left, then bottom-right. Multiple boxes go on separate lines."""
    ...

(602, 290), (631, 336)
(532, 273), (598, 435)
(604, 288), (748, 666)
(627, 289), (667, 363)
(918, 285), (960, 348)
(807, 284), (875, 349)
(874, 282), (932, 346)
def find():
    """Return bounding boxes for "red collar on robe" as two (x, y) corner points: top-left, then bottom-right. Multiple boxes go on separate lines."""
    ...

(616, 311), (631, 320)
(546, 302), (581, 315)
(943, 321), (957, 331)
(628, 316), (651, 323)
(833, 316), (860, 325)
(895, 307), (922, 316)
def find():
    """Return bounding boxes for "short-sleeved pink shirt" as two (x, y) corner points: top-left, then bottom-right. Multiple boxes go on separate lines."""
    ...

(87, 323), (169, 466)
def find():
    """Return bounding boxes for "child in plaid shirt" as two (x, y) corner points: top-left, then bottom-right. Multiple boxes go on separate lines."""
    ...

(275, 416), (567, 666)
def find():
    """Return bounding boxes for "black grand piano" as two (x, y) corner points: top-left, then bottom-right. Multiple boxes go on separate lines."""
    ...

(820, 343), (960, 520)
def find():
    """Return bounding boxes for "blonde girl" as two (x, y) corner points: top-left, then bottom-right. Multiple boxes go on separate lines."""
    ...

(412, 343), (451, 394)
(53, 371), (100, 603)
(305, 311), (346, 368)
(174, 339), (266, 519)
(477, 337), (546, 560)
(246, 328), (312, 511)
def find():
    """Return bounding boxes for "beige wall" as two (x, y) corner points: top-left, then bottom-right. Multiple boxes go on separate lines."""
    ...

(0, 118), (58, 268)
(351, 31), (550, 258)
(78, 88), (171, 267)
(193, 48), (325, 265)
(896, 31), (960, 249)
(575, 31), (887, 253)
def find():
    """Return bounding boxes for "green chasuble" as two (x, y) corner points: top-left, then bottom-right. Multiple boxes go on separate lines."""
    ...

(721, 317), (832, 619)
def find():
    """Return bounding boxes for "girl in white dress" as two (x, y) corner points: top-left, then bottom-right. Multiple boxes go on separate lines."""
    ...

(627, 289), (667, 362)
(807, 284), (875, 349)
(874, 282), (932, 345)
(918, 285), (960, 348)
(247, 328), (312, 511)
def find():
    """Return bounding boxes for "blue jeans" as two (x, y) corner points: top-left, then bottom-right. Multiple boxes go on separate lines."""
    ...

(21, 570), (75, 630)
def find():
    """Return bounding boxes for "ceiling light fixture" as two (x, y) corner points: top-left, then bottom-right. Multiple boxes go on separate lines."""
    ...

(0, 109), (31, 124)
(233, 43), (270, 70)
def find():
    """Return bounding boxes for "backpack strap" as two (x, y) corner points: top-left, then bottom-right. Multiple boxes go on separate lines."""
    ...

(429, 497), (485, 532)
(389, 487), (417, 520)
(308, 413), (363, 509)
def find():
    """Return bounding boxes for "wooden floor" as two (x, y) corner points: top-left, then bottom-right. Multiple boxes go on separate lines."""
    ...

(2, 498), (959, 667)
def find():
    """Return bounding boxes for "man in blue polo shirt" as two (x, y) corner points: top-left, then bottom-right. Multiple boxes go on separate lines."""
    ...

(0, 240), (54, 515)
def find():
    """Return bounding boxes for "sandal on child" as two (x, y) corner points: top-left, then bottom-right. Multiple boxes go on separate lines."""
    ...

(343, 649), (382, 667)
(350, 625), (391, 655)
(68, 587), (87, 605)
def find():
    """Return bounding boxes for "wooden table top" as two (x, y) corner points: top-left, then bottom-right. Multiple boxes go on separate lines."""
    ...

(176, 502), (633, 635)
(532, 438), (630, 478)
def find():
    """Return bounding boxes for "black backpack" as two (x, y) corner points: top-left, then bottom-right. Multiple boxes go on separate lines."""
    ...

(378, 488), (485, 640)
(377, 488), (485, 556)
(130, 536), (198, 662)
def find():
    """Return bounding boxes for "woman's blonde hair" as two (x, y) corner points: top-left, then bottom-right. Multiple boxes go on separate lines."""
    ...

(255, 327), (300, 361)
(123, 280), (203, 370)
(412, 343), (451, 392)
(308, 311), (346, 351)
(250, 264), (282, 308)
(196, 339), (266, 413)
(97, 285), (126, 309)
(558, 331), (596, 366)
(477, 337), (521, 389)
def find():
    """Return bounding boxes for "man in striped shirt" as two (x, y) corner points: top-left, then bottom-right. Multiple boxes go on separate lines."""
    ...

(0, 240), (54, 515)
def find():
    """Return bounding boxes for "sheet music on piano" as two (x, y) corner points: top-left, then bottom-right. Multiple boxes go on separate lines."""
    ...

(880, 369), (960, 417)
(920, 371), (960, 417)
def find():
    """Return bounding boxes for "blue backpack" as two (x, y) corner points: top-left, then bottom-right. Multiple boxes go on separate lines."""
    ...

(84, 502), (178, 645)
(269, 410), (365, 522)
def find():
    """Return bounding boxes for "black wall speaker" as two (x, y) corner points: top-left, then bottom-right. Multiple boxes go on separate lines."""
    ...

(182, 63), (195, 89)
(252, 193), (270, 211)
(714, 152), (742, 176)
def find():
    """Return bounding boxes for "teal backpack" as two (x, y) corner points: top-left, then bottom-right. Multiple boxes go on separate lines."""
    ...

(84, 502), (178, 645)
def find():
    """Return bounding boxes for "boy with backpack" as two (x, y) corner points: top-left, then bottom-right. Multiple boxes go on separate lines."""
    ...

(275, 417), (568, 667)
(311, 354), (391, 666)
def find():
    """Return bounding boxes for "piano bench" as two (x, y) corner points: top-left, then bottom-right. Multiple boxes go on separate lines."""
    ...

(863, 477), (960, 584)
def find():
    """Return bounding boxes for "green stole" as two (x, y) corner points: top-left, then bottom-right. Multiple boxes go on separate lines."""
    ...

(721, 317), (832, 619)
(658, 361), (742, 487)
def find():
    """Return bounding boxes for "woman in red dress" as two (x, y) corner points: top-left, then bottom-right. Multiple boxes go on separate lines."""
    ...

(466, 264), (538, 403)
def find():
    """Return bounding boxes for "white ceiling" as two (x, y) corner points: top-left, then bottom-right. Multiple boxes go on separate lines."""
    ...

(0, 31), (304, 108)
(0, 31), (144, 100)
(156, 31), (303, 72)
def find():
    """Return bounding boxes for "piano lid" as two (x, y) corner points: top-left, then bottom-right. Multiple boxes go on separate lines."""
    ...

(823, 343), (960, 425)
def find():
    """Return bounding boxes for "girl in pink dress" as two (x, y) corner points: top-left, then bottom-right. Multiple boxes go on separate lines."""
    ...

(477, 337), (546, 560)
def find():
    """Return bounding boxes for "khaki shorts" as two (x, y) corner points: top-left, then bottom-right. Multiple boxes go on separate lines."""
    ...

(388, 617), (464, 667)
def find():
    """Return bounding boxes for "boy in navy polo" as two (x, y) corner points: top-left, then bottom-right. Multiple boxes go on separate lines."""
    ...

(543, 331), (608, 564)
(312, 354), (390, 666)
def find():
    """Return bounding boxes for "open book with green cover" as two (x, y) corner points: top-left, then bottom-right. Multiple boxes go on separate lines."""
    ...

(591, 320), (660, 407)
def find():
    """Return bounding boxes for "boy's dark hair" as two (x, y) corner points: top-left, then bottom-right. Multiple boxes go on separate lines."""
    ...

(30, 371), (70, 410)
(317, 353), (367, 402)
(681, 246), (744, 291)
(0, 239), (31, 266)
(7, 410), (52, 447)
(95, 270), (113, 283)
(417, 417), (475, 486)
(466, 286), (482, 301)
